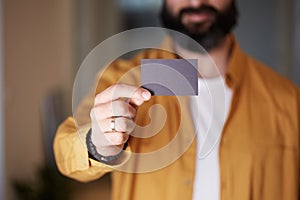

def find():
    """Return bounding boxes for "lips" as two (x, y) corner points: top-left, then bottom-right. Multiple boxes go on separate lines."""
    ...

(182, 11), (214, 23)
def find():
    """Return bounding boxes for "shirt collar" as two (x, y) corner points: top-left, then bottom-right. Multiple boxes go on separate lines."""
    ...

(225, 35), (247, 90)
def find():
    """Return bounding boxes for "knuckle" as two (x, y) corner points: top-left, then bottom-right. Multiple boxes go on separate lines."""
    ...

(94, 93), (102, 102)
(93, 106), (106, 119)
(95, 90), (108, 104)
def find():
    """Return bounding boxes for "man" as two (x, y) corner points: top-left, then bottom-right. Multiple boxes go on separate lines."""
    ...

(54, 0), (300, 200)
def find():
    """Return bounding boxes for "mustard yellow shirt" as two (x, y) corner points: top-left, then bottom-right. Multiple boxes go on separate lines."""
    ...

(53, 38), (300, 200)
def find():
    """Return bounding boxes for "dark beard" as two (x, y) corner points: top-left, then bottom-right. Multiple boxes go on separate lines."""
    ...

(160, 2), (238, 52)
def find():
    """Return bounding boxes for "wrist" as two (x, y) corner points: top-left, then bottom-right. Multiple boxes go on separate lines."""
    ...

(95, 145), (123, 157)
(86, 129), (124, 165)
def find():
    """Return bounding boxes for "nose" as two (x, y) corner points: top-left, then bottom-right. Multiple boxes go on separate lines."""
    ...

(188, 0), (207, 8)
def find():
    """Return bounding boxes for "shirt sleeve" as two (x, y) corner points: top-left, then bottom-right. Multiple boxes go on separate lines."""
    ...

(53, 116), (114, 182)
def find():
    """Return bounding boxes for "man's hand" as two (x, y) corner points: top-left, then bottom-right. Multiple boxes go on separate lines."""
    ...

(90, 84), (151, 156)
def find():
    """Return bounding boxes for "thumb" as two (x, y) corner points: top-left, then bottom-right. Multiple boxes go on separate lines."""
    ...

(130, 88), (151, 106)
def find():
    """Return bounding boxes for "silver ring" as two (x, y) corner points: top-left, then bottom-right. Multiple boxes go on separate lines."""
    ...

(110, 118), (116, 132)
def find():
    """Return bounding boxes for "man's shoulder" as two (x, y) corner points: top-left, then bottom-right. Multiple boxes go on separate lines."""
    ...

(245, 54), (299, 102)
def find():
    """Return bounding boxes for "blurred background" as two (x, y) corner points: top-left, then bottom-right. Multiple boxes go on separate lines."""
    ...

(0, 0), (299, 199)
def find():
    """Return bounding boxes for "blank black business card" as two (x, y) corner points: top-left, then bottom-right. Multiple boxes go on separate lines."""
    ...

(141, 59), (198, 96)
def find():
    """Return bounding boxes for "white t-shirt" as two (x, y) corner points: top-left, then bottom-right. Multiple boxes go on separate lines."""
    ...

(191, 77), (233, 200)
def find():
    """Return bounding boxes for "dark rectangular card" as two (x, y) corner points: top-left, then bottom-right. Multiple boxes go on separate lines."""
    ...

(141, 59), (198, 96)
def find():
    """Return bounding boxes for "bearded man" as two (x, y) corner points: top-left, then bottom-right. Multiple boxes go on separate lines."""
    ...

(54, 1), (300, 199)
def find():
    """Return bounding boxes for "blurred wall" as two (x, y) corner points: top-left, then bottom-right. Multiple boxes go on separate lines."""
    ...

(75, 0), (122, 65)
(73, 0), (122, 101)
(0, 0), (4, 199)
(3, 0), (74, 199)
(234, 0), (294, 80)
(3, 0), (122, 199)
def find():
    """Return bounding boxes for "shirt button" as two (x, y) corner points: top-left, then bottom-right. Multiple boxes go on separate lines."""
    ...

(221, 181), (228, 190)
(185, 179), (192, 187)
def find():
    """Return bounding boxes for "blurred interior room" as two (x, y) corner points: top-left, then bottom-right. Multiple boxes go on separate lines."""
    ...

(0, 0), (299, 199)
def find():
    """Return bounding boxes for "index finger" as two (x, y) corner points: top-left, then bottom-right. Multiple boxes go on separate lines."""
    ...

(95, 84), (151, 105)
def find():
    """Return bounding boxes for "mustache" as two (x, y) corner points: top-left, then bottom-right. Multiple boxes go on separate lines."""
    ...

(179, 5), (218, 17)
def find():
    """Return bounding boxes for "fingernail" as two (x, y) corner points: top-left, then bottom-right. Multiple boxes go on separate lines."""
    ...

(142, 91), (150, 99)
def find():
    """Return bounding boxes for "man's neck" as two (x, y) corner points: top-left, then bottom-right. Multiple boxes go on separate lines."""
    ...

(174, 35), (233, 78)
